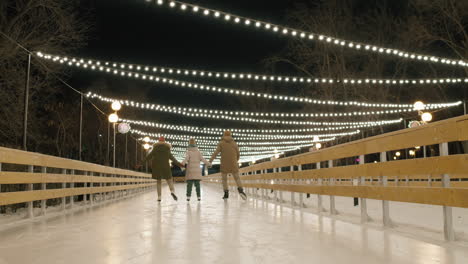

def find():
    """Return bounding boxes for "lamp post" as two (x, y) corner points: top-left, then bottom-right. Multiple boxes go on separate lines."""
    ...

(143, 142), (151, 173)
(108, 100), (121, 168)
(108, 113), (119, 167)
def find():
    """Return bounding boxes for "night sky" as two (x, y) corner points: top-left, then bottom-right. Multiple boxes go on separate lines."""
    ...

(71, 0), (301, 129)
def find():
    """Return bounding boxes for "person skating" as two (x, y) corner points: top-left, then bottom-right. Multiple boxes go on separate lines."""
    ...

(181, 138), (211, 202)
(209, 131), (247, 200)
(143, 136), (184, 202)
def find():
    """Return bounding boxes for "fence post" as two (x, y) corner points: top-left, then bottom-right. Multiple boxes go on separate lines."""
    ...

(41, 166), (47, 216)
(70, 169), (75, 209)
(278, 167), (283, 203)
(329, 160), (337, 215)
(440, 142), (455, 241)
(27, 165), (34, 219)
(298, 165), (304, 208)
(359, 155), (370, 223)
(62, 169), (67, 210)
(89, 172), (94, 206)
(0, 163), (2, 210)
(380, 152), (392, 227)
(316, 162), (323, 213)
(290, 165), (295, 206)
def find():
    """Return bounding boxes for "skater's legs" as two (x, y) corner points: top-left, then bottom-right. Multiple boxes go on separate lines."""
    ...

(166, 178), (175, 193)
(221, 173), (229, 191)
(232, 172), (243, 188)
(157, 179), (162, 199)
(194, 180), (201, 197)
(186, 180), (194, 197)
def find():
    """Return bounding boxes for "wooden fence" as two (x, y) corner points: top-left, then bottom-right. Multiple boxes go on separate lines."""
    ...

(0, 147), (154, 219)
(206, 114), (468, 241)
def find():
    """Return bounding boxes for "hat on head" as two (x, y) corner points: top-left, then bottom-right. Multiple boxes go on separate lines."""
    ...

(224, 130), (232, 136)
(158, 136), (165, 142)
(189, 138), (196, 145)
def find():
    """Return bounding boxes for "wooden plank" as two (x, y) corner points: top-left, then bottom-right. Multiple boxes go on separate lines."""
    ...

(0, 172), (154, 184)
(0, 183), (157, 206)
(0, 147), (151, 178)
(234, 155), (468, 180)
(235, 115), (468, 172)
(238, 183), (468, 208)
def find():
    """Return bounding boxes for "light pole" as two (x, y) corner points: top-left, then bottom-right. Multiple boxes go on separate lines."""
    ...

(22, 53), (31, 151)
(108, 112), (119, 167)
(109, 101), (122, 168)
(143, 137), (151, 173)
(79, 94), (83, 160)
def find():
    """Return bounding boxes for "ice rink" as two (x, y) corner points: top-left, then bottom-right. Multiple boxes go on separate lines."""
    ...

(0, 183), (467, 264)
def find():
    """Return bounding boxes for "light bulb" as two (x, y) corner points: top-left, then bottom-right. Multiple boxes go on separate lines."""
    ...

(421, 112), (433, 122)
(413, 101), (425, 111)
(315, 143), (322, 149)
(144, 143), (150, 150)
(108, 113), (119, 123)
(143, 136), (150, 143)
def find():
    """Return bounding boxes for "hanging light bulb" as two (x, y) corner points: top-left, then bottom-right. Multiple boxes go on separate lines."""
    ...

(143, 136), (150, 143)
(421, 112), (433, 122)
(111, 101), (122, 111)
(143, 143), (150, 150)
(108, 113), (119, 123)
(413, 101), (425, 111)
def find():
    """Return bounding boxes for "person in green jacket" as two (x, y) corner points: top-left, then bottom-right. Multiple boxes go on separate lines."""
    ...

(143, 136), (184, 202)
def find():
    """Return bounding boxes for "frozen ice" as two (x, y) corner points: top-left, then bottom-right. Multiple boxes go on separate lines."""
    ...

(0, 184), (467, 264)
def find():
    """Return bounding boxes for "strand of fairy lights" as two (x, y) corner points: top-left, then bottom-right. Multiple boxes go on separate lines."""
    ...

(139, 137), (335, 146)
(131, 129), (360, 141)
(121, 118), (389, 133)
(37, 52), (462, 109)
(146, 136), (333, 151)
(90, 91), (451, 120)
(94, 92), (424, 119)
(122, 117), (401, 132)
(149, 0), (468, 68)
(37, 52), (468, 85)
(141, 137), (335, 149)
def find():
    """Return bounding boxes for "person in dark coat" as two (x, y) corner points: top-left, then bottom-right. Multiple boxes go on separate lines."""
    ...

(144, 136), (184, 202)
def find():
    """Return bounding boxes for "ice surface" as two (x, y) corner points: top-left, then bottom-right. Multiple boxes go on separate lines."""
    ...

(0, 184), (467, 264)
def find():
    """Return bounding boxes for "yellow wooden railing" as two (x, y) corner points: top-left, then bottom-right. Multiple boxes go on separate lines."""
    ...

(0, 147), (154, 218)
(206, 114), (468, 241)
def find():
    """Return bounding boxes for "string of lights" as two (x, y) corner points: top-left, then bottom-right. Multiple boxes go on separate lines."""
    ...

(139, 137), (335, 147)
(37, 52), (468, 85)
(131, 128), (361, 141)
(122, 117), (402, 132)
(122, 118), (390, 133)
(89, 92), (442, 120)
(37, 52), (464, 109)
(142, 136), (335, 148)
(149, 0), (468, 68)
(86, 92), (446, 120)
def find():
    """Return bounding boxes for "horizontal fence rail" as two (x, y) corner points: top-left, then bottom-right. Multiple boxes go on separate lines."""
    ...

(0, 147), (155, 218)
(206, 114), (468, 241)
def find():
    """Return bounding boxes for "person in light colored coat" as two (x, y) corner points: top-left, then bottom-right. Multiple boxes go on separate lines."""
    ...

(209, 131), (247, 200)
(181, 138), (211, 201)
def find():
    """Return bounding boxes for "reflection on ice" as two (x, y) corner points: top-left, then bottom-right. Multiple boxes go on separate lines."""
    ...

(0, 184), (466, 264)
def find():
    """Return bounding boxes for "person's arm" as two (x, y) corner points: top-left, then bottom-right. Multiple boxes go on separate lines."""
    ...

(209, 143), (221, 164)
(169, 152), (184, 168)
(235, 142), (240, 161)
(200, 151), (211, 166)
